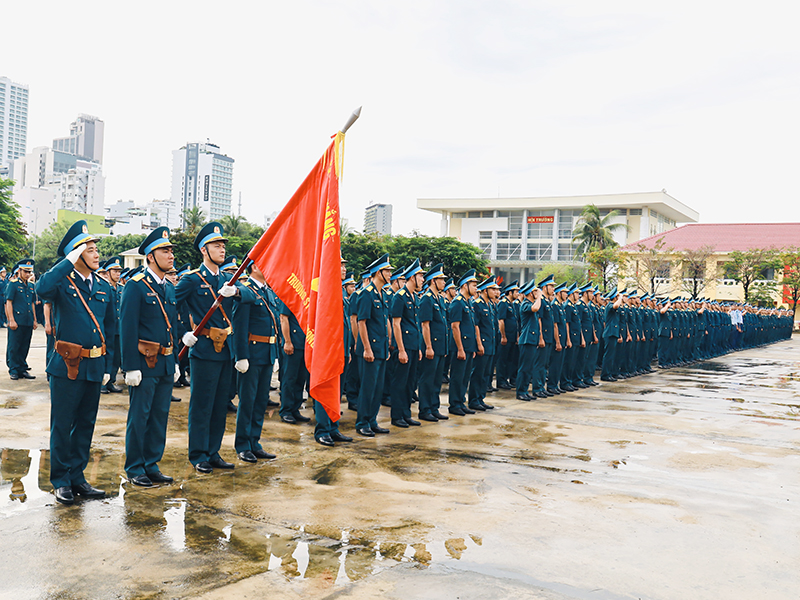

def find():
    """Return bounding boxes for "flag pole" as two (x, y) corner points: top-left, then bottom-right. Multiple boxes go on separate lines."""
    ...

(178, 106), (362, 361)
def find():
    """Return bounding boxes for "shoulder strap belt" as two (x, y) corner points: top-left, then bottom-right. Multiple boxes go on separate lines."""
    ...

(65, 276), (106, 347)
(140, 279), (174, 344)
(196, 272), (232, 327)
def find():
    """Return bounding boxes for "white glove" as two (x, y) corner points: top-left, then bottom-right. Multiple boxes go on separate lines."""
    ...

(235, 359), (249, 373)
(218, 283), (237, 298)
(125, 370), (142, 387)
(174, 364), (180, 382)
(102, 373), (110, 386)
(182, 332), (198, 347)
(66, 243), (88, 265)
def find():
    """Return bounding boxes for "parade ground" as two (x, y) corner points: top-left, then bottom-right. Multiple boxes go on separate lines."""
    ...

(0, 329), (798, 600)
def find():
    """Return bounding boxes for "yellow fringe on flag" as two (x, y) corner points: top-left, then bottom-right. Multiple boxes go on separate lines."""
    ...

(333, 131), (345, 179)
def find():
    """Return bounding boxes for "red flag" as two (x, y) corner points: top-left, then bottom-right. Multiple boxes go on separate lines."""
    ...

(249, 133), (345, 422)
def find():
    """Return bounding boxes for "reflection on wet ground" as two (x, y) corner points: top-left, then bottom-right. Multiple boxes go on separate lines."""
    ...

(1, 332), (800, 599)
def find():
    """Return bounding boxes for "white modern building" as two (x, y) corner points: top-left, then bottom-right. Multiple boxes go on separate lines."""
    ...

(170, 141), (234, 224)
(417, 191), (699, 283)
(52, 114), (104, 164)
(364, 202), (392, 235)
(0, 76), (29, 177)
(105, 198), (180, 234)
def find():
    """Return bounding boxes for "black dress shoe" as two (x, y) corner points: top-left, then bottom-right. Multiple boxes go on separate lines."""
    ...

(588, 380), (599, 386)
(449, 406), (466, 415)
(481, 401), (494, 410)
(173, 380), (184, 388)
(209, 457), (235, 469)
(330, 431), (353, 442)
(372, 426), (390, 434)
(72, 482), (106, 498)
(20, 372), (36, 380)
(292, 412), (311, 423)
(462, 406), (476, 414)
(55, 486), (74, 505)
(100, 385), (108, 393)
(252, 448), (277, 459)
(130, 475), (153, 487)
(171, 395), (181, 402)
(227, 401), (237, 412)
(315, 435), (335, 447)
(266, 400), (280, 407)
(178, 377), (190, 387)
(195, 461), (213, 474)
(547, 387), (561, 395)
(534, 391), (548, 398)
(468, 403), (486, 412)
(347, 403), (357, 411)
(419, 413), (438, 422)
(147, 472), (174, 484)
(106, 382), (121, 392)
(433, 411), (449, 420)
(406, 418), (421, 426)
(516, 394), (532, 401)
(238, 450), (257, 463)
(600, 377), (614, 382)
(281, 415), (297, 424)
(498, 383), (513, 390)
(381, 398), (391, 407)
(392, 419), (409, 428)
(357, 427), (375, 437)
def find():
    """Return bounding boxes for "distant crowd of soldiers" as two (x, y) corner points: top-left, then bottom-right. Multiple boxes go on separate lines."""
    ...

(0, 227), (794, 505)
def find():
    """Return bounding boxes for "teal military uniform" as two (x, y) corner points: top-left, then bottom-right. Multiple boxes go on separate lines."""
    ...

(416, 263), (448, 421)
(232, 276), (278, 459)
(120, 229), (178, 484)
(102, 256), (124, 392)
(468, 276), (499, 410)
(6, 259), (37, 379)
(174, 222), (238, 470)
(389, 260), (422, 426)
(448, 270), (478, 414)
(36, 221), (117, 500)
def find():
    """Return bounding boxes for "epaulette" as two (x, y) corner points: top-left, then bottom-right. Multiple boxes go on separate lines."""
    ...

(131, 273), (145, 282)
(188, 268), (200, 275)
(242, 279), (252, 287)
(398, 289), (406, 296)
(475, 297), (483, 303)
(366, 284), (373, 292)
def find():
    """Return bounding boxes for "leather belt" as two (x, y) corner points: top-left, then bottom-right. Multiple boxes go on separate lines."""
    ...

(200, 327), (232, 337)
(81, 345), (106, 359)
(160, 346), (173, 355)
(248, 333), (276, 344)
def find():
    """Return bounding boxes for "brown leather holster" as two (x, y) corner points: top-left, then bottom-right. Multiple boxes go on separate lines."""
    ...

(138, 340), (161, 369)
(200, 327), (230, 353)
(54, 340), (106, 380)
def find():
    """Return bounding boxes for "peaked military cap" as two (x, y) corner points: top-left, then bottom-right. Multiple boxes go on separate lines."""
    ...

(119, 267), (131, 280)
(537, 273), (555, 287)
(367, 253), (392, 275)
(566, 282), (577, 294)
(424, 263), (446, 283)
(104, 255), (123, 270)
(15, 258), (34, 271)
(628, 289), (638, 299)
(222, 255), (239, 271)
(402, 259), (423, 280)
(176, 263), (192, 278)
(554, 282), (567, 294)
(360, 269), (371, 280)
(477, 275), (499, 291)
(58, 220), (101, 257)
(502, 280), (519, 293)
(139, 226), (174, 256)
(579, 282), (593, 293)
(390, 265), (407, 282)
(457, 269), (478, 288)
(443, 278), (455, 292)
(605, 286), (619, 300)
(342, 271), (356, 286)
(194, 221), (228, 252)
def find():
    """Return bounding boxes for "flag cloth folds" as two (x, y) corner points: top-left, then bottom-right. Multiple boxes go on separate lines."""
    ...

(249, 133), (345, 422)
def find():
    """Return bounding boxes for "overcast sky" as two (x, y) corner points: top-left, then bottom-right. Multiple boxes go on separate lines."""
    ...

(5, 1), (800, 236)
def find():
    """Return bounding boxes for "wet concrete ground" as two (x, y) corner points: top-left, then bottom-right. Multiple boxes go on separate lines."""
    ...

(0, 329), (798, 600)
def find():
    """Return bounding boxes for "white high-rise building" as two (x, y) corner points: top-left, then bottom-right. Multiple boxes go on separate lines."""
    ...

(53, 114), (104, 164)
(170, 141), (234, 224)
(364, 203), (392, 236)
(0, 76), (29, 177)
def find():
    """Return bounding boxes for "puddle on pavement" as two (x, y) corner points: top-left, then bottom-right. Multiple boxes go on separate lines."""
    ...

(1, 397), (23, 409)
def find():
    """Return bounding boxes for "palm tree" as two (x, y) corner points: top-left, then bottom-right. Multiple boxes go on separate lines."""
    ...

(182, 206), (207, 234)
(572, 204), (630, 257)
(220, 214), (250, 238)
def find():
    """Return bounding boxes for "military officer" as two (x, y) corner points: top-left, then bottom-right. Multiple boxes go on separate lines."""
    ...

(516, 280), (543, 400)
(173, 263), (192, 388)
(36, 221), (117, 505)
(547, 282), (568, 395)
(344, 270), (369, 411)
(417, 263), (449, 422)
(496, 281), (520, 390)
(448, 269), (482, 415)
(120, 227), (179, 487)
(389, 259), (423, 428)
(532, 274), (556, 397)
(0, 265), (7, 328)
(468, 276), (499, 411)
(600, 287), (623, 381)
(175, 222), (240, 474)
(440, 278), (456, 384)
(231, 261), (280, 461)
(5, 259), (37, 380)
(278, 296), (311, 425)
(579, 283), (600, 386)
(101, 256), (124, 393)
(355, 253), (393, 436)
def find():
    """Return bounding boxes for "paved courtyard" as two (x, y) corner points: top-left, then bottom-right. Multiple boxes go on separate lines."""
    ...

(0, 329), (798, 600)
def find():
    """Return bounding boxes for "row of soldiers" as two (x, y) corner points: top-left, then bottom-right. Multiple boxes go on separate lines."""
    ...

(6, 221), (794, 505)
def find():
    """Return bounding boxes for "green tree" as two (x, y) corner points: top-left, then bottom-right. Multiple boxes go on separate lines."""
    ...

(677, 245), (716, 300)
(571, 204), (630, 257)
(724, 248), (783, 303)
(30, 221), (68, 275)
(585, 246), (627, 292)
(97, 234), (146, 261)
(170, 230), (203, 270)
(626, 238), (674, 296)
(780, 248), (800, 316)
(220, 214), (250, 238)
(182, 206), (207, 234)
(0, 177), (29, 267)
(340, 232), (391, 276)
(531, 263), (588, 285)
